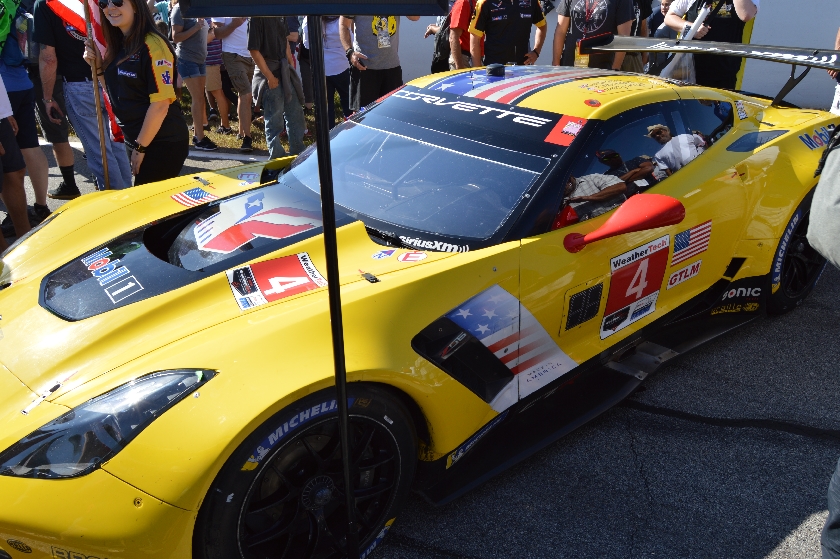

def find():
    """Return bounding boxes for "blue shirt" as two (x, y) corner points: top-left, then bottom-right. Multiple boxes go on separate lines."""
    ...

(0, 61), (32, 92)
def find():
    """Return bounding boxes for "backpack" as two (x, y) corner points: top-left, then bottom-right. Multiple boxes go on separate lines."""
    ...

(1, 7), (36, 67)
(430, 13), (451, 74)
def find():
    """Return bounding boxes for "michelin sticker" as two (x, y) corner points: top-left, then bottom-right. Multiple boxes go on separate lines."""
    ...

(772, 209), (801, 293)
(241, 397), (355, 471)
(360, 518), (396, 559)
(446, 410), (509, 469)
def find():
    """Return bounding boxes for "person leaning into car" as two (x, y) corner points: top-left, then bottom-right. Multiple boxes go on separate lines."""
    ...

(468, 0), (547, 66)
(565, 173), (627, 221)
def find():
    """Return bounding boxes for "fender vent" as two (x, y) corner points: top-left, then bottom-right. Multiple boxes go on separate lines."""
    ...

(566, 283), (603, 330)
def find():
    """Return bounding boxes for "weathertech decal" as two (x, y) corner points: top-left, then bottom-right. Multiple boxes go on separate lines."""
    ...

(667, 260), (701, 289)
(601, 235), (669, 339)
(772, 209), (801, 293)
(241, 397), (355, 471)
(195, 190), (323, 254)
(227, 252), (327, 311)
(446, 410), (509, 469)
(545, 115), (587, 147)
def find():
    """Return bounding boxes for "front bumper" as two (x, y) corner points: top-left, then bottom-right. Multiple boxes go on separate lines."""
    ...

(0, 469), (194, 558)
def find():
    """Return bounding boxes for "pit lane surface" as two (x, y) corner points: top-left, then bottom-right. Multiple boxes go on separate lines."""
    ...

(24, 146), (840, 559)
(371, 266), (840, 559)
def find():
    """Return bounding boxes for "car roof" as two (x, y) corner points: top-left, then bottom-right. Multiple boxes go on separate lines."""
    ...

(408, 66), (692, 120)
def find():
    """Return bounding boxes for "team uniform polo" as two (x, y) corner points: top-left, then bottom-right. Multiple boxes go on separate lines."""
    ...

(469, 0), (546, 65)
(103, 32), (186, 143)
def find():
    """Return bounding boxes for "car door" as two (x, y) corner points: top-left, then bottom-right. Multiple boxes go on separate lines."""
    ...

(519, 97), (748, 371)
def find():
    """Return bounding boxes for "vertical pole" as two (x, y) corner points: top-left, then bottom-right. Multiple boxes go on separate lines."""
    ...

(83, 0), (111, 190)
(307, 15), (359, 559)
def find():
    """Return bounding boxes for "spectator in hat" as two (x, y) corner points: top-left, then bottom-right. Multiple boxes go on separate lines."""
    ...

(339, 15), (421, 112)
(646, 123), (705, 176)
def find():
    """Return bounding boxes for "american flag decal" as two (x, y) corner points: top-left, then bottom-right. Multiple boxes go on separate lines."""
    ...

(671, 220), (712, 266)
(171, 187), (219, 207)
(445, 285), (578, 411)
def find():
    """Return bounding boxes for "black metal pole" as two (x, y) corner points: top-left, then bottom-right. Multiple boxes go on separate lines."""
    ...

(307, 15), (359, 559)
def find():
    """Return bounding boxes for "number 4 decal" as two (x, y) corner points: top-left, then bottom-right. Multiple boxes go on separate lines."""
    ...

(264, 276), (310, 295)
(626, 259), (648, 300)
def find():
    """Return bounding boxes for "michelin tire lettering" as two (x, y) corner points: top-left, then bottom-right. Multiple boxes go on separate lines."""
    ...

(773, 209), (801, 293)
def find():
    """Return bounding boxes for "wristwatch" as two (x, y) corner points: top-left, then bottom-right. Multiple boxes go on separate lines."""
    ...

(345, 47), (355, 62)
(125, 138), (147, 153)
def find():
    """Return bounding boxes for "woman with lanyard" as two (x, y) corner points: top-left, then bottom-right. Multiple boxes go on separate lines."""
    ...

(84, 0), (189, 185)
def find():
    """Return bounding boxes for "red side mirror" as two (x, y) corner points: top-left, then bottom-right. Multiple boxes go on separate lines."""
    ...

(564, 194), (685, 253)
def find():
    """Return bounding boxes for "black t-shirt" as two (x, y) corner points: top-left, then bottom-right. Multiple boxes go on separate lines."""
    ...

(629, 0), (652, 37)
(470, 0), (546, 65)
(685, 0), (751, 89)
(247, 16), (290, 72)
(103, 32), (187, 143)
(32, 0), (91, 81)
(559, 0), (635, 68)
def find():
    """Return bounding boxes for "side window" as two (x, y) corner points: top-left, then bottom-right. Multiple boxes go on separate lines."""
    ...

(555, 102), (696, 228)
(680, 98), (735, 147)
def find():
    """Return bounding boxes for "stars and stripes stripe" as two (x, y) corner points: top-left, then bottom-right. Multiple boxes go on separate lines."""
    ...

(171, 187), (219, 207)
(672, 220), (712, 266)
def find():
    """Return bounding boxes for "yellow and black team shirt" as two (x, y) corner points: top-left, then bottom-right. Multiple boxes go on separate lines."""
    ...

(684, 0), (755, 90)
(103, 32), (187, 143)
(469, 0), (546, 65)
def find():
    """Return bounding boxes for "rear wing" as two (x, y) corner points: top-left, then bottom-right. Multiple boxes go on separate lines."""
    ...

(579, 34), (840, 105)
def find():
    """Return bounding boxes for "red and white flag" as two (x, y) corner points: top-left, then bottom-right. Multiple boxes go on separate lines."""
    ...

(46, 0), (124, 142)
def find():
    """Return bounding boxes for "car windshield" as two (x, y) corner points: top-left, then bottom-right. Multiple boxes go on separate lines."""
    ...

(281, 86), (563, 241)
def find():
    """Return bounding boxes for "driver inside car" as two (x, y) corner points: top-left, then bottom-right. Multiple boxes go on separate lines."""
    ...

(596, 149), (659, 195)
(565, 173), (628, 221)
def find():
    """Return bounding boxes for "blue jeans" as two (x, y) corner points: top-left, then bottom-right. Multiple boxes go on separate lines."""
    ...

(263, 82), (305, 160)
(63, 79), (133, 190)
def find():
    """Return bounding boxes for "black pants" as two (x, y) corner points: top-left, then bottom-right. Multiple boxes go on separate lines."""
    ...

(349, 66), (403, 111)
(134, 139), (189, 186)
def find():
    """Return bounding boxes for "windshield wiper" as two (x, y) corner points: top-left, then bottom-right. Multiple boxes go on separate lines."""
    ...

(365, 226), (412, 248)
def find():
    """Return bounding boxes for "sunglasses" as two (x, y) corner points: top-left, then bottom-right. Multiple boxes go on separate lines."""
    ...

(98, 0), (125, 9)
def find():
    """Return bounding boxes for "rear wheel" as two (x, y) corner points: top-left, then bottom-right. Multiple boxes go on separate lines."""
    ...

(194, 385), (416, 559)
(767, 194), (826, 315)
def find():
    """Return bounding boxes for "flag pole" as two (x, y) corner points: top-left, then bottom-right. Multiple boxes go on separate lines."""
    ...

(83, 0), (111, 190)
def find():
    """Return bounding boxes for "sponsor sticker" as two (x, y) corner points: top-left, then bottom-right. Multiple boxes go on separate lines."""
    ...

(161, 70), (172, 85)
(799, 126), (835, 150)
(241, 397), (354, 471)
(372, 249), (396, 259)
(81, 247), (132, 288)
(399, 236), (469, 253)
(446, 410), (509, 469)
(545, 115), (588, 147)
(360, 518), (396, 559)
(667, 260), (702, 289)
(104, 275), (144, 303)
(391, 89), (554, 128)
(117, 68), (136, 78)
(6, 539), (31, 553)
(772, 209), (801, 293)
(712, 302), (760, 315)
(237, 172), (260, 186)
(227, 252), (327, 311)
(722, 286), (761, 301)
(51, 547), (104, 559)
(155, 59), (172, 67)
(601, 235), (670, 339)
(397, 251), (427, 262)
(735, 100), (748, 120)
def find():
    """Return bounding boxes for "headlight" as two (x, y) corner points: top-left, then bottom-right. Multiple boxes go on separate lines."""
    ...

(0, 369), (215, 479)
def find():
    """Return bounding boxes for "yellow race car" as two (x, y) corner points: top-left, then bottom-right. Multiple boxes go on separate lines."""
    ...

(0, 39), (837, 559)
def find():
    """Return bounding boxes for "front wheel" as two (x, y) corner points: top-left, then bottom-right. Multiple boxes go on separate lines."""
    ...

(767, 193), (827, 315)
(194, 385), (417, 559)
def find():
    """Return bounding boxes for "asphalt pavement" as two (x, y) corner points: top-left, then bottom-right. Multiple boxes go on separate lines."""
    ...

(12, 143), (840, 559)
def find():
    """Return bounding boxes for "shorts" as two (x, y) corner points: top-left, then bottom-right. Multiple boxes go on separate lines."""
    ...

(205, 64), (222, 91)
(349, 66), (403, 111)
(0, 117), (27, 192)
(222, 52), (255, 97)
(177, 59), (206, 79)
(28, 65), (70, 144)
(6, 88), (40, 150)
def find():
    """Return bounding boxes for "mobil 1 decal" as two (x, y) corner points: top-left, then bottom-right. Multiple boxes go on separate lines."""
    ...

(227, 252), (327, 311)
(600, 235), (670, 339)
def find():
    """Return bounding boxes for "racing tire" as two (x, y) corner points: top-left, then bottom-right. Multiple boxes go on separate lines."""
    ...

(766, 192), (827, 315)
(193, 384), (416, 559)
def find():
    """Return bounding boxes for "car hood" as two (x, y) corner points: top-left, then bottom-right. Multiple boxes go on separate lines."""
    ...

(0, 162), (456, 401)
